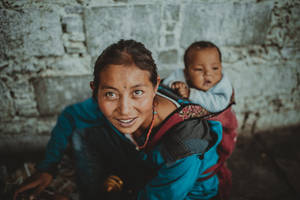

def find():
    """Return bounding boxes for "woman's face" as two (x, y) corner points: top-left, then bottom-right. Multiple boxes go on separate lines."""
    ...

(96, 64), (159, 135)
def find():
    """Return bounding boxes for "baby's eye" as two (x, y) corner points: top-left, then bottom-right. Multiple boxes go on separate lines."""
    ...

(195, 68), (203, 71)
(212, 66), (219, 70)
(105, 92), (117, 99)
(133, 90), (144, 96)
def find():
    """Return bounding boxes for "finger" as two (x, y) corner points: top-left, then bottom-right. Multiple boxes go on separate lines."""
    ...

(14, 180), (40, 197)
(178, 89), (188, 98)
(178, 87), (187, 93)
(180, 83), (188, 89)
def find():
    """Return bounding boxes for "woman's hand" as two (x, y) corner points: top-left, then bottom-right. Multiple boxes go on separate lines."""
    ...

(171, 81), (190, 99)
(13, 172), (53, 200)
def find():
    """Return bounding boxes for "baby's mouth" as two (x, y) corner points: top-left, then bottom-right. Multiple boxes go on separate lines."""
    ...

(204, 80), (212, 86)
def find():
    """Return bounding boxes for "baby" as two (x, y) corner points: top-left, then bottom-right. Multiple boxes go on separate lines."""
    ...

(163, 41), (238, 199)
(163, 41), (232, 113)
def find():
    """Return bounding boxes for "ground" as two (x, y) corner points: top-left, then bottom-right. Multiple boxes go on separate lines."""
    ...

(1, 125), (300, 199)
(228, 125), (300, 200)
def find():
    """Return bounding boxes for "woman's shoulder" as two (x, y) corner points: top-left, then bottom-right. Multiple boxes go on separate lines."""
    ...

(154, 95), (177, 124)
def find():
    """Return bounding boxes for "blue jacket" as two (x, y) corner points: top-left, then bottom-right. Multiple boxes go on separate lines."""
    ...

(37, 98), (104, 173)
(38, 97), (222, 199)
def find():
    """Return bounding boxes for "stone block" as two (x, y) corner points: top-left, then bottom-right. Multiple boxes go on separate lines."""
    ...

(0, 8), (64, 58)
(84, 5), (161, 58)
(163, 4), (180, 21)
(7, 78), (39, 117)
(0, 9), (26, 60)
(64, 5), (84, 14)
(68, 32), (86, 42)
(32, 75), (93, 115)
(225, 63), (297, 99)
(165, 21), (176, 32)
(266, 2), (300, 47)
(158, 50), (178, 64)
(24, 8), (64, 56)
(255, 109), (300, 132)
(0, 117), (55, 136)
(65, 41), (87, 54)
(131, 5), (161, 51)
(0, 80), (15, 121)
(180, 2), (273, 47)
(51, 54), (91, 74)
(62, 16), (84, 34)
(165, 34), (175, 47)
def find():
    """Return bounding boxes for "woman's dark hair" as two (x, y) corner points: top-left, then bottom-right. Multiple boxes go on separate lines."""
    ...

(92, 39), (158, 100)
(183, 41), (222, 69)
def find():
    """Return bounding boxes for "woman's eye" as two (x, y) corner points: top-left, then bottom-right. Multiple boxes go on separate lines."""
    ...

(105, 92), (117, 98)
(133, 90), (144, 96)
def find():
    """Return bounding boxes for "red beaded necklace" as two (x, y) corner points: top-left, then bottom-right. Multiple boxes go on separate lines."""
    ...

(135, 110), (156, 150)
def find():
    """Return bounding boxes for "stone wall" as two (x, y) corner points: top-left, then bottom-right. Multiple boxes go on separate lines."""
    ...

(0, 0), (299, 152)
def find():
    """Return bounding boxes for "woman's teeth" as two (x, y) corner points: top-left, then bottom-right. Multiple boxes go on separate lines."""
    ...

(119, 119), (134, 123)
(117, 118), (137, 127)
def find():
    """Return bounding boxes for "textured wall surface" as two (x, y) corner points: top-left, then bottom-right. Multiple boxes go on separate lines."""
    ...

(0, 0), (299, 152)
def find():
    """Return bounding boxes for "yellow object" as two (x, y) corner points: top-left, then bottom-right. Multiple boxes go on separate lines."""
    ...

(103, 175), (124, 192)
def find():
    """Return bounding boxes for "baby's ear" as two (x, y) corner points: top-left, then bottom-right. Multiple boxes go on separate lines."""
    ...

(90, 81), (95, 90)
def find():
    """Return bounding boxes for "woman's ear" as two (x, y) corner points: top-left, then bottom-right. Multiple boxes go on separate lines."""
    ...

(154, 76), (161, 93)
(90, 81), (95, 90)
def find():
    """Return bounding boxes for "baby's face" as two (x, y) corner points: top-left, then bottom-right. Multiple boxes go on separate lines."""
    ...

(185, 47), (222, 91)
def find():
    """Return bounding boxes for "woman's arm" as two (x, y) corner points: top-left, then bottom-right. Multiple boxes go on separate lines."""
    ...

(36, 106), (75, 174)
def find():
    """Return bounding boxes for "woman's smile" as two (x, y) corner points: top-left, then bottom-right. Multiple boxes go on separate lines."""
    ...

(116, 117), (137, 127)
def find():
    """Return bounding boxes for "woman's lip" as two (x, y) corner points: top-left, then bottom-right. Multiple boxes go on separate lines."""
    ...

(116, 118), (137, 127)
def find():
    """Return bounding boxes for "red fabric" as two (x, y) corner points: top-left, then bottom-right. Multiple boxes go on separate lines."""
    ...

(208, 107), (238, 200)
(147, 113), (183, 150)
(146, 102), (238, 200)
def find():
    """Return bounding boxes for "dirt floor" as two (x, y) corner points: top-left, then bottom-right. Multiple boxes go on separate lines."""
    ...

(228, 125), (300, 200)
(1, 125), (300, 200)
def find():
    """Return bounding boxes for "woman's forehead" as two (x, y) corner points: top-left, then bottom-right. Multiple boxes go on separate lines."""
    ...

(99, 64), (152, 88)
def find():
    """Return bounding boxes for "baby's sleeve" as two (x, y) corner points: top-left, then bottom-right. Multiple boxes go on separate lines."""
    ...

(162, 69), (186, 87)
(189, 75), (233, 113)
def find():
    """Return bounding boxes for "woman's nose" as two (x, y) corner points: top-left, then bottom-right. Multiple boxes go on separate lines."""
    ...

(118, 96), (131, 115)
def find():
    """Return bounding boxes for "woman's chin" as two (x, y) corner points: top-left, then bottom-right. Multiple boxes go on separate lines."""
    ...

(113, 123), (139, 135)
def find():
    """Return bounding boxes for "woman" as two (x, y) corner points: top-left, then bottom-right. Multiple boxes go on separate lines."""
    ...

(14, 40), (222, 200)
(72, 40), (222, 200)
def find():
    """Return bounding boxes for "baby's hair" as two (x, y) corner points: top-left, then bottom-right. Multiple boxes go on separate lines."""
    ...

(92, 39), (158, 100)
(184, 41), (222, 69)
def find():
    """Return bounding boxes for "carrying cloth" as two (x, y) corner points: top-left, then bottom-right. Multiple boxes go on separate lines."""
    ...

(147, 84), (237, 200)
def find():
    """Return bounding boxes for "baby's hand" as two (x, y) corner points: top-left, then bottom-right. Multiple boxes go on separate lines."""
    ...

(171, 81), (189, 99)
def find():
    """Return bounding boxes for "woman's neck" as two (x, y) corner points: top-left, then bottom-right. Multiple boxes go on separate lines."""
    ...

(132, 95), (177, 140)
